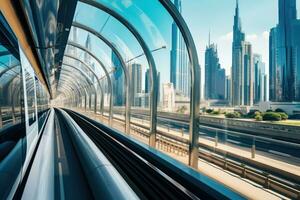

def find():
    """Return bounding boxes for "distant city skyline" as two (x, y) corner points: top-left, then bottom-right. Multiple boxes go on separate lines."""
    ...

(182, 0), (300, 78)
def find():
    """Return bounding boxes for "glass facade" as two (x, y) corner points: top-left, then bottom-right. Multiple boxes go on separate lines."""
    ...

(0, 12), (49, 198)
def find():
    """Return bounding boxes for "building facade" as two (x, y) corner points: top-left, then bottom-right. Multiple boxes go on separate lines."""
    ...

(253, 54), (267, 104)
(129, 63), (142, 106)
(269, 0), (300, 102)
(231, 0), (253, 106)
(225, 75), (232, 102)
(112, 51), (124, 106)
(170, 0), (190, 98)
(205, 41), (225, 100)
(162, 83), (175, 112)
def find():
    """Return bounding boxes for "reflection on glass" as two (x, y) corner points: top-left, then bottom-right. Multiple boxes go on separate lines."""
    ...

(25, 72), (36, 126)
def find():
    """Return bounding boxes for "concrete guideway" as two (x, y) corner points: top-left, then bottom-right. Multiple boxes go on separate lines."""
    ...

(74, 108), (295, 199)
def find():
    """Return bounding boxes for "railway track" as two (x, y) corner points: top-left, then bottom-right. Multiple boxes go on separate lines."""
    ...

(65, 109), (235, 200)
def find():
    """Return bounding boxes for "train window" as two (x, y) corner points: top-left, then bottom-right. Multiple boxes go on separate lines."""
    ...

(25, 71), (36, 126)
(0, 11), (26, 198)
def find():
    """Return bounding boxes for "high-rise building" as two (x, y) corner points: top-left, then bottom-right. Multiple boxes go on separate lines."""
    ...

(84, 34), (91, 65)
(216, 68), (226, 100)
(145, 69), (160, 106)
(129, 63), (142, 106)
(112, 51), (124, 106)
(145, 69), (150, 94)
(170, 0), (190, 98)
(225, 75), (232, 102)
(84, 34), (95, 84)
(204, 36), (225, 100)
(162, 83), (175, 112)
(231, 0), (253, 106)
(269, 0), (300, 102)
(253, 54), (267, 104)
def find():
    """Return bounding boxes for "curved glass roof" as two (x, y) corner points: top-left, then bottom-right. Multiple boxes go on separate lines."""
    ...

(56, 0), (201, 167)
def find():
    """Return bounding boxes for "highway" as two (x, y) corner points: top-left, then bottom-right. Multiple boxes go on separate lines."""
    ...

(126, 112), (300, 161)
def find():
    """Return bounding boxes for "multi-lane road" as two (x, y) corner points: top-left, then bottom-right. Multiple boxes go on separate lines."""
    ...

(127, 112), (300, 161)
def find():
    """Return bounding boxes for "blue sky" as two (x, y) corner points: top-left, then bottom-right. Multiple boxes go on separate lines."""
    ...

(70, 0), (300, 99)
(181, 0), (300, 76)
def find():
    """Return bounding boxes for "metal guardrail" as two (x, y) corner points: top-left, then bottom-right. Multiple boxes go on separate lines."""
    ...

(100, 113), (300, 199)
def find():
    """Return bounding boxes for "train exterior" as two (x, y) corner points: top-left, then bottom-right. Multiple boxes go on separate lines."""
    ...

(0, 13), (49, 199)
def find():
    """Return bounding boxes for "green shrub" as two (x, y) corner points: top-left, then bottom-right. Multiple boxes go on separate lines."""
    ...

(255, 115), (263, 121)
(211, 110), (220, 115)
(254, 111), (261, 116)
(206, 109), (213, 113)
(262, 112), (281, 121)
(245, 110), (259, 118)
(177, 105), (188, 114)
(278, 112), (288, 120)
(225, 112), (241, 118)
(266, 109), (273, 112)
(275, 108), (285, 113)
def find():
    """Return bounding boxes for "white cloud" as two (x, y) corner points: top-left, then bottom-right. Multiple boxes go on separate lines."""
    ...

(219, 32), (233, 41)
(246, 34), (258, 41)
(262, 31), (269, 39)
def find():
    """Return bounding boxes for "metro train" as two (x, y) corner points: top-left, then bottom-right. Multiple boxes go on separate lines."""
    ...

(0, 13), (49, 199)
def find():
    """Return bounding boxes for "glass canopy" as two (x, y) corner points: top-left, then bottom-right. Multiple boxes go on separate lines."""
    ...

(56, 0), (200, 168)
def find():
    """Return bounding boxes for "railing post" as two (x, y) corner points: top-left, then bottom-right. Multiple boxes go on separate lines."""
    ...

(251, 137), (256, 158)
(215, 130), (218, 147)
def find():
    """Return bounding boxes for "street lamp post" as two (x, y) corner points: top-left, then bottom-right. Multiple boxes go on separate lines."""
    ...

(126, 45), (167, 64)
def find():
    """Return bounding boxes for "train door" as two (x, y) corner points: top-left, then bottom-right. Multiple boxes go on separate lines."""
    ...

(20, 49), (39, 173)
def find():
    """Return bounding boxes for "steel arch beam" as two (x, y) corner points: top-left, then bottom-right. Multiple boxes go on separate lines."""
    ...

(66, 41), (113, 124)
(57, 85), (76, 104)
(58, 70), (91, 98)
(57, 86), (74, 100)
(59, 70), (91, 103)
(80, 0), (201, 167)
(0, 64), (19, 77)
(62, 63), (97, 113)
(61, 67), (97, 112)
(61, 63), (98, 113)
(64, 54), (104, 115)
(58, 75), (88, 100)
(58, 80), (83, 106)
(58, 78), (88, 108)
(79, 0), (158, 146)
(72, 22), (131, 134)
(159, 0), (201, 168)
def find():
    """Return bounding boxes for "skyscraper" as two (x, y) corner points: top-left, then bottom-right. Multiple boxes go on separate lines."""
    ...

(145, 69), (160, 106)
(231, 0), (253, 106)
(269, 0), (300, 102)
(84, 34), (91, 65)
(129, 63), (142, 106)
(170, 0), (190, 98)
(162, 83), (175, 112)
(145, 69), (150, 94)
(84, 34), (95, 83)
(112, 51), (124, 106)
(225, 75), (232, 102)
(253, 54), (267, 104)
(204, 35), (225, 100)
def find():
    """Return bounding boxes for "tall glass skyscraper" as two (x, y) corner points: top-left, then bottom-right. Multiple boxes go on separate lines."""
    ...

(129, 63), (142, 106)
(231, 0), (253, 106)
(205, 37), (225, 100)
(253, 54), (266, 104)
(170, 0), (190, 98)
(112, 51), (124, 106)
(269, 0), (300, 102)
